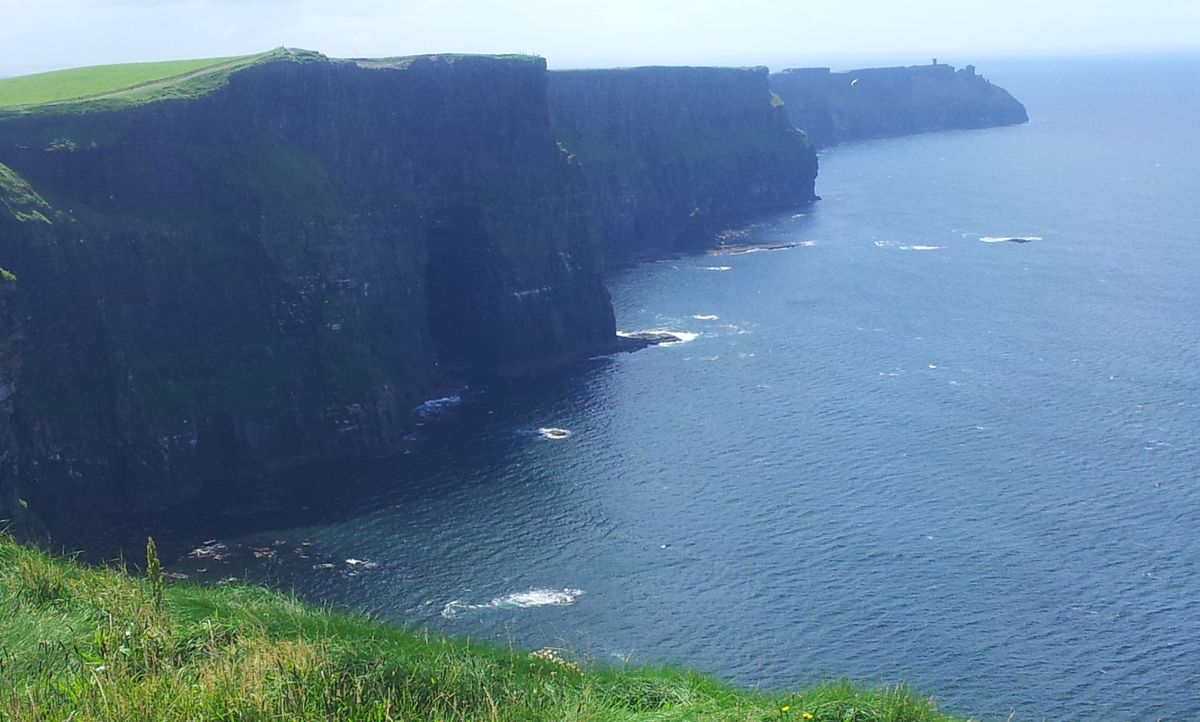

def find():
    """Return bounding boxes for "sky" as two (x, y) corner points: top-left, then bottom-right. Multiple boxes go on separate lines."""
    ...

(2, 0), (1199, 76)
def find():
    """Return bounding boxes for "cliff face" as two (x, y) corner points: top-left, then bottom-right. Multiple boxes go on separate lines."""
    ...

(0, 261), (23, 536)
(770, 63), (1028, 148)
(0, 54), (616, 539)
(548, 67), (818, 264)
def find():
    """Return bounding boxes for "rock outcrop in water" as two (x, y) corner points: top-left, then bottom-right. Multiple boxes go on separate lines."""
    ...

(769, 62), (1028, 148)
(548, 66), (819, 264)
(0, 52), (618, 538)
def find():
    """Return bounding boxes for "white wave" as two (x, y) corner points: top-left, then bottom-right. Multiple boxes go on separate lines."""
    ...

(414, 394), (463, 415)
(907, 245), (941, 251)
(874, 240), (894, 248)
(538, 427), (572, 440)
(660, 331), (699, 346)
(442, 588), (585, 619)
(980, 235), (1042, 243)
(495, 589), (584, 608)
(691, 314), (719, 321)
(699, 265), (732, 271)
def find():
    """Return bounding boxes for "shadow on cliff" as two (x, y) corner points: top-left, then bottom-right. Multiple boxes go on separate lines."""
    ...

(57, 355), (621, 564)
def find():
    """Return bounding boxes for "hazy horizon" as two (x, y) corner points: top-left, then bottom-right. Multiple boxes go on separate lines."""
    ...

(2, 0), (1199, 77)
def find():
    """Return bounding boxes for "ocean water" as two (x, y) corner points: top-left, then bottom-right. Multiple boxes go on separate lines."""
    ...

(167, 55), (1200, 721)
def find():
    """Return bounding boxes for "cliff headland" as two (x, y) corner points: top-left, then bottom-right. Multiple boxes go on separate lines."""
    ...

(770, 62), (1028, 148)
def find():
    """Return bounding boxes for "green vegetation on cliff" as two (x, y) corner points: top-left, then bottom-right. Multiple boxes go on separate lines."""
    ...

(0, 162), (53, 223)
(0, 535), (973, 722)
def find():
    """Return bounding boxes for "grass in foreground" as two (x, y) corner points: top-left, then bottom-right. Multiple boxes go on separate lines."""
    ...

(0, 535), (974, 721)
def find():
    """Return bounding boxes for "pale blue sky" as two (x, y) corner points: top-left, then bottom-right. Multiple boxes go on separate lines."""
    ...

(2, 0), (1198, 76)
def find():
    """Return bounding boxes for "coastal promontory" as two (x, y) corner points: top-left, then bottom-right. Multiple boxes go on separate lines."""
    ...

(770, 62), (1028, 148)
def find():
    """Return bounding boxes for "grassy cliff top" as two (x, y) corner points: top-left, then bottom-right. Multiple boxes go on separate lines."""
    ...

(0, 534), (975, 721)
(355, 53), (542, 69)
(0, 48), (323, 116)
(0, 49), (545, 119)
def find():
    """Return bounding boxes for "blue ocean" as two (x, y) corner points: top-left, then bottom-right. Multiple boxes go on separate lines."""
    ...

(169, 55), (1200, 721)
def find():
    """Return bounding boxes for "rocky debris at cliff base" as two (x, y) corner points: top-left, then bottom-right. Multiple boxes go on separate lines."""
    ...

(708, 240), (815, 256)
(980, 235), (1042, 244)
(615, 330), (683, 350)
(615, 330), (700, 351)
(414, 393), (466, 416)
(187, 541), (228, 561)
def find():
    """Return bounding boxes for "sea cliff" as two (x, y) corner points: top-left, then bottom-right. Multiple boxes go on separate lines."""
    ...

(548, 66), (819, 264)
(770, 62), (1028, 148)
(0, 52), (1033, 544)
(0, 51), (617, 539)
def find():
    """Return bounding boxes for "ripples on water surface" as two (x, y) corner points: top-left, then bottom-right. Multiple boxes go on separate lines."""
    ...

(168, 56), (1200, 721)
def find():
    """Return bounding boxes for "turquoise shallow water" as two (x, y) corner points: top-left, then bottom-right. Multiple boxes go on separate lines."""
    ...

(167, 55), (1200, 721)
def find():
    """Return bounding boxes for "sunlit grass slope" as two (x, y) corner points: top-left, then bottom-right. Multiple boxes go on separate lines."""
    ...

(0, 535), (977, 721)
(0, 56), (244, 106)
(0, 49), (315, 115)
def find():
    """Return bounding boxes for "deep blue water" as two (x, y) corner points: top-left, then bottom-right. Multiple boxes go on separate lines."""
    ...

(169, 55), (1200, 721)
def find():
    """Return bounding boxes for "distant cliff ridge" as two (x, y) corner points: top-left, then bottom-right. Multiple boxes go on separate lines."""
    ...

(770, 62), (1028, 148)
(548, 66), (819, 264)
(0, 52), (617, 538)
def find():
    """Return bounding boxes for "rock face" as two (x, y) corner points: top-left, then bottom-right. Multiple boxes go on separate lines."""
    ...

(0, 53), (617, 539)
(770, 63), (1028, 148)
(548, 67), (818, 264)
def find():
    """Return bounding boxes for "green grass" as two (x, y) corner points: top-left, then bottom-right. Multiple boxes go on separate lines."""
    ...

(0, 56), (249, 107)
(0, 49), (323, 116)
(0, 534), (982, 721)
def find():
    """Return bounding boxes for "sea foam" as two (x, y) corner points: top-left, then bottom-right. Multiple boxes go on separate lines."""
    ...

(441, 588), (585, 619)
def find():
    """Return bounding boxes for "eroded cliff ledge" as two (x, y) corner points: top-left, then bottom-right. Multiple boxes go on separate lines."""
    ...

(548, 66), (819, 264)
(770, 62), (1028, 149)
(0, 51), (617, 539)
